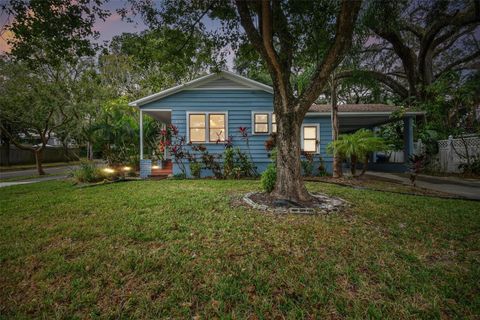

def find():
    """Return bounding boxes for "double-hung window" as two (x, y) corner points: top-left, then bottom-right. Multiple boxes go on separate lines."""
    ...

(188, 112), (226, 143)
(252, 112), (276, 134)
(271, 113), (277, 133)
(209, 114), (226, 142)
(302, 125), (319, 153)
(253, 113), (269, 134)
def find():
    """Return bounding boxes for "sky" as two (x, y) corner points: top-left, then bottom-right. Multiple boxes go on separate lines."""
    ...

(0, 0), (148, 54)
(0, 0), (236, 68)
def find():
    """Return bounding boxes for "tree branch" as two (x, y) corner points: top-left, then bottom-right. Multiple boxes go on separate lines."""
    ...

(336, 70), (409, 100)
(436, 50), (480, 78)
(297, 0), (362, 114)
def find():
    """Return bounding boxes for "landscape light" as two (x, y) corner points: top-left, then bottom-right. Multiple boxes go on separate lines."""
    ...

(122, 166), (131, 171)
(102, 168), (115, 174)
(152, 165), (160, 169)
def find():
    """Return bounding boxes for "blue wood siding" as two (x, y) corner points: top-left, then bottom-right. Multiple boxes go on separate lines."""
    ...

(140, 89), (333, 176)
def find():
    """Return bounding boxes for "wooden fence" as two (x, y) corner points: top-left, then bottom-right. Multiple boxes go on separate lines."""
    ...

(0, 145), (79, 166)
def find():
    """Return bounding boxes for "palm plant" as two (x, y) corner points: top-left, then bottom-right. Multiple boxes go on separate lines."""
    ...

(327, 129), (387, 177)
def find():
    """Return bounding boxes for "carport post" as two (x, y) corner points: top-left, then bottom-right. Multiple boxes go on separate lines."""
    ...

(404, 116), (414, 160)
(140, 109), (143, 160)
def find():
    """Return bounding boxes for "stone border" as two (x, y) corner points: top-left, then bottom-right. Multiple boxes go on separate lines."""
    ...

(243, 192), (349, 214)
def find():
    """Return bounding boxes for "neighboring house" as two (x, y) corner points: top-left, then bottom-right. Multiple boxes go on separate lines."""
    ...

(129, 71), (423, 178)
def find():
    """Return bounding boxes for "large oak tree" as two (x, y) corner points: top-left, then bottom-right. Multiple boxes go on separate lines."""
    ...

(346, 0), (480, 103)
(125, 0), (362, 202)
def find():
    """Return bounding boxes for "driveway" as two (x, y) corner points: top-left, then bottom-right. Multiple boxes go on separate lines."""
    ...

(366, 171), (480, 200)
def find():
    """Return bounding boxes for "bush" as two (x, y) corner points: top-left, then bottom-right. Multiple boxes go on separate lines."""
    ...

(317, 157), (327, 176)
(172, 173), (186, 179)
(301, 159), (314, 176)
(459, 156), (480, 175)
(223, 147), (235, 178)
(72, 161), (105, 183)
(235, 148), (256, 177)
(261, 163), (277, 193)
(223, 147), (256, 179)
(189, 162), (202, 178)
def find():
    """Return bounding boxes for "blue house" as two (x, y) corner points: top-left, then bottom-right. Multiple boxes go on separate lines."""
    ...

(129, 71), (423, 178)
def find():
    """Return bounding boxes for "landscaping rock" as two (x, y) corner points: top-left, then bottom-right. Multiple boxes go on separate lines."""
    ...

(243, 192), (349, 215)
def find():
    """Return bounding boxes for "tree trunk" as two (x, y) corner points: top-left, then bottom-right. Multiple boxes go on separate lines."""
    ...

(3, 139), (10, 166)
(331, 79), (342, 178)
(63, 141), (70, 162)
(87, 142), (94, 161)
(350, 155), (357, 176)
(34, 149), (45, 175)
(359, 154), (369, 176)
(272, 109), (311, 202)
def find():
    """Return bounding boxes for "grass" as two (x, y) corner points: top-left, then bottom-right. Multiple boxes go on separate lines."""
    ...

(0, 179), (479, 319)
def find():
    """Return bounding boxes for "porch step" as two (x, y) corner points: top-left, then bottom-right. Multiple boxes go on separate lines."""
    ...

(151, 169), (172, 175)
(149, 160), (172, 177)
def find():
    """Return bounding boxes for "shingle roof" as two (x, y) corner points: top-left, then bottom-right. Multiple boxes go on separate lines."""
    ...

(308, 103), (402, 113)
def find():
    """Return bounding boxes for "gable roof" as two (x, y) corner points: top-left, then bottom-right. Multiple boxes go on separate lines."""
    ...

(128, 70), (273, 107)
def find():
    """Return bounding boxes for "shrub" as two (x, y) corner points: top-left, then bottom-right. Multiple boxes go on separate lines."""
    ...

(301, 159), (314, 177)
(459, 156), (480, 176)
(317, 156), (327, 176)
(261, 163), (277, 193)
(235, 148), (256, 177)
(189, 162), (202, 179)
(223, 147), (235, 178)
(172, 173), (186, 179)
(71, 161), (104, 183)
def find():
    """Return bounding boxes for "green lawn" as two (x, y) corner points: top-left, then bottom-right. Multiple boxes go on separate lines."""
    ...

(0, 180), (479, 319)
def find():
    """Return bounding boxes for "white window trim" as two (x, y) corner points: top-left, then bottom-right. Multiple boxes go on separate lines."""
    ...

(186, 111), (228, 144)
(301, 123), (320, 154)
(251, 111), (275, 135)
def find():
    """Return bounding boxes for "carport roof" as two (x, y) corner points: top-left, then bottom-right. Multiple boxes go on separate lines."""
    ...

(306, 104), (425, 133)
(308, 103), (423, 114)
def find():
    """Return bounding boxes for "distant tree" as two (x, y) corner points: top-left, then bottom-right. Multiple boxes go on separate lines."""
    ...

(2, 0), (108, 69)
(0, 60), (75, 174)
(1, 0), (108, 173)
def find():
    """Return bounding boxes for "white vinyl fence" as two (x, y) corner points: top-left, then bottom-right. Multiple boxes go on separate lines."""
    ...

(436, 135), (480, 173)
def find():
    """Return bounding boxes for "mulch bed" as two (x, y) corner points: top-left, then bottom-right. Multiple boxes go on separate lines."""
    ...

(245, 191), (349, 214)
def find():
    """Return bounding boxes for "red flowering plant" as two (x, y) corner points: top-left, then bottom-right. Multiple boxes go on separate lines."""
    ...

(189, 143), (223, 178)
(238, 127), (258, 176)
(159, 124), (187, 176)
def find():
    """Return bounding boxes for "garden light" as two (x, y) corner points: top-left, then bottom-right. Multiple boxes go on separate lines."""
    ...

(102, 168), (115, 174)
(122, 166), (131, 171)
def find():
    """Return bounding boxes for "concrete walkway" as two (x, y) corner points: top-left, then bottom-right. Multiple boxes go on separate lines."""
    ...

(0, 164), (77, 179)
(0, 165), (77, 188)
(366, 171), (480, 200)
(0, 175), (67, 188)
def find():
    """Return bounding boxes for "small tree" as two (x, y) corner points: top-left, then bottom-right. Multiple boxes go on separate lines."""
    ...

(0, 61), (74, 175)
(327, 129), (387, 177)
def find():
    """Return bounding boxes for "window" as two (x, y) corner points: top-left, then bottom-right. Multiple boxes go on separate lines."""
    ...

(189, 114), (206, 142)
(254, 113), (269, 133)
(188, 112), (227, 143)
(271, 113), (277, 133)
(302, 125), (318, 153)
(209, 114), (225, 142)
